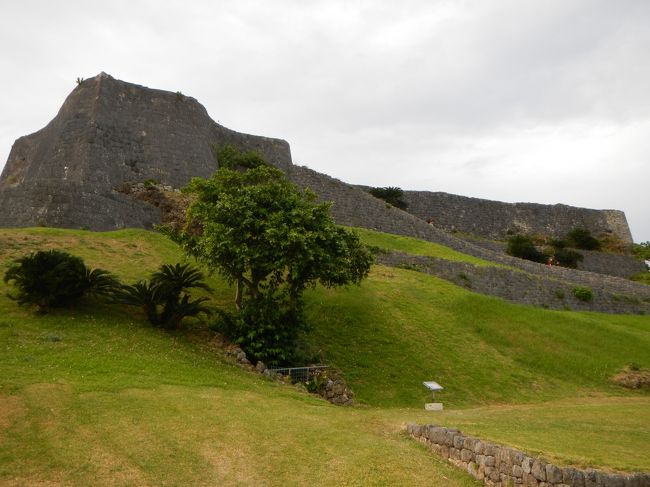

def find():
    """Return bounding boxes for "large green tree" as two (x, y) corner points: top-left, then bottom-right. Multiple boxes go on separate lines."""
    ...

(167, 147), (373, 364)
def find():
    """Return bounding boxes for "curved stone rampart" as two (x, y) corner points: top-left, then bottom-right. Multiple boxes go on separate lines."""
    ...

(377, 252), (650, 314)
(402, 190), (634, 246)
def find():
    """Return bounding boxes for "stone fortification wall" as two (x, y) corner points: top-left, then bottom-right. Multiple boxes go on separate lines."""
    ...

(377, 252), (650, 314)
(0, 72), (291, 230)
(402, 191), (634, 246)
(578, 250), (646, 278)
(457, 240), (645, 279)
(0, 73), (641, 301)
(286, 165), (648, 297)
(406, 424), (650, 487)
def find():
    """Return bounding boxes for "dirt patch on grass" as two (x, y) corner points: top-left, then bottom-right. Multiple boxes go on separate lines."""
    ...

(82, 444), (152, 487)
(612, 366), (650, 390)
(202, 443), (269, 486)
(0, 477), (70, 486)
(0, 394), (26, 430)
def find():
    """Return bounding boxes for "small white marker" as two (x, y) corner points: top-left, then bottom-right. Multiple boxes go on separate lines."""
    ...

(423, 381), (444, 411)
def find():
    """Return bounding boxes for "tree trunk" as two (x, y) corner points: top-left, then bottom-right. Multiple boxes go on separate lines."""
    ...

(235, 278), (242, 310)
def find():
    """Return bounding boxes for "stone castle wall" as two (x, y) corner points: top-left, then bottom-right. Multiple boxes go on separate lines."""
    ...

(0, 73), (291, 230)
(455, 240), (645, 279)
(402, 191), (634, 246)
(0, 73), (640, 285)
(406, 424), (650, 487)
(376, 252), (650, 314)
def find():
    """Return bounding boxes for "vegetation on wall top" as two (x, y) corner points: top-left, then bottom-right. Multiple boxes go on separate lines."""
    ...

(367, 186), (409, 210)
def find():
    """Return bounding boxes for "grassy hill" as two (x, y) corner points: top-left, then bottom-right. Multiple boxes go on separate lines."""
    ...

(0, 227), (648, 484)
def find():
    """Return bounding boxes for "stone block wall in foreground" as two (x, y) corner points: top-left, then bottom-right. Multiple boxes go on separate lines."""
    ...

(406, 424), (649, 487)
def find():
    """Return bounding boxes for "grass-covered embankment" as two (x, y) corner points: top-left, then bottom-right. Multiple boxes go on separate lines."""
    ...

(1, 227), (649, 482)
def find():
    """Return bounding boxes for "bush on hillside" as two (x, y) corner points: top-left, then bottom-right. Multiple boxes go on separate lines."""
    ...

(214, 294), (306, 364)
(367, 187), (408, 210)
(3, 250), (119, 313)
(506, 235), (548, 264)
(211, 144), (268, 171)
(566, 228), (601, 251)
(553, 248), (584, 269)
(633, 241), (650, 262)
(114, 263), (211, 329)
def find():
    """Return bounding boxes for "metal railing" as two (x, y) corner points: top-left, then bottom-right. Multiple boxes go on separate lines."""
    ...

(268, 365), (329, 382)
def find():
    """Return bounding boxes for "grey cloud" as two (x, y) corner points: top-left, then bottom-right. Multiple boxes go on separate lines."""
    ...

(0, 0), (649, 240)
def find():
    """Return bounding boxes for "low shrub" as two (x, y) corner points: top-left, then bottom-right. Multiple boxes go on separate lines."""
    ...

(113, 263), (210, 329)
(367, 187), (408, 210)
(213, 294), (307, 366)
(566, 228), (601, 250)
(506, 235), (548, 264)
(633, 241), (650, 261)
(553, 248), (584, 269)
(572, 286), (593, 302)
(3, 250), (119, 313)
(211, 144), (268, 170)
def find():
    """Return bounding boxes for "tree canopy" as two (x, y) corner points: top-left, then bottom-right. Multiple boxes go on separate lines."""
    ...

(167, 146), (373, 364)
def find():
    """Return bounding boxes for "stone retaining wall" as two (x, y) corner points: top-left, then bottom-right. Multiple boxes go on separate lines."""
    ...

(376, 252), (650, 314)
(578, 250), (646, 278)
(401, 190), (634, 246)
(406, 424), (650, 487)
(288, 165), (650, 311)
(456, 240), (646, 279)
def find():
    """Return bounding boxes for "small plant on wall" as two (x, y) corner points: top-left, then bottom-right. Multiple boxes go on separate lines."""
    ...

(506, 235), (548, 264)
(367, 187), (408, 210)
(566, 228), (601, 251)
(572, 286), (593, 302)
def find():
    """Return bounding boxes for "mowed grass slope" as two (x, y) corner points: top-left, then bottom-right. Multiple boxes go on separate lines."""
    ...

(0, 228), (479, 486)
(0, 227), (649, 482)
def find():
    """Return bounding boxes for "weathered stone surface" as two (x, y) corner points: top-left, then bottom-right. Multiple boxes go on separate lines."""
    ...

(484, 456), (496, 468)
(461, 448), (474, 463)
(454, 435), (465, 449)
(0, 72), (292, 230)
(464, 437), (477, 451)
(531, 460), (547, 482)
(545, 464), (563, 484)
(522, 457), (535, 475)
(562, 467), (585, 487)
(401, 190), (634, 246)
(600, 474), (625, 487)
(523, 472), (540, 486)
(376, 252), (650, 315)
(474, 440), (485, 455)
(408, 424), (650, 487)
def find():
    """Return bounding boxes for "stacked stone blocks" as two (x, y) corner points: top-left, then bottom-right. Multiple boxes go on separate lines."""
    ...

(406, 424), (649, 487)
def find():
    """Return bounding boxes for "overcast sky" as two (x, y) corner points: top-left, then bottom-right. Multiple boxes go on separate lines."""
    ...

(1, 0), (649, 241)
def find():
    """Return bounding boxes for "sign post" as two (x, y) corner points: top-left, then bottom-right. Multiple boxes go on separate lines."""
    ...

(423, 381), (444, 411)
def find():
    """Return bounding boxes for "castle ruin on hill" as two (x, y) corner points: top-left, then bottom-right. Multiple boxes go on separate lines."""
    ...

(0, 73), (636, 249)
(2, 73), (649, 314)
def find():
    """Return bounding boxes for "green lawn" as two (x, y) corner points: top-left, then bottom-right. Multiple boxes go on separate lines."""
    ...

(1, 227), (649, 483)
(351, 226), (500, 267)
(305, 265), (650, 408)
(0, 315), (479, 486)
